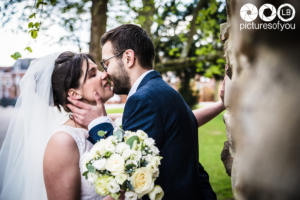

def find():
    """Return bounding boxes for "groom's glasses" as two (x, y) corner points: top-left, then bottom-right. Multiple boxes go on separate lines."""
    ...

(100, 51), (125, 72)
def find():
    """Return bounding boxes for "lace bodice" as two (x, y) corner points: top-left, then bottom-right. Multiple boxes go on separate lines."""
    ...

(54, 125), (103, 200)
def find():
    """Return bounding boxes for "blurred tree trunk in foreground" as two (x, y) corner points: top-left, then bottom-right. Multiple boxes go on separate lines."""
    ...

(221, 0), (300, 199)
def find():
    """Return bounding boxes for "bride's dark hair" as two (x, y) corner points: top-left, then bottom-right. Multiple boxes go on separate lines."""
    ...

(51, 51), (95, 112)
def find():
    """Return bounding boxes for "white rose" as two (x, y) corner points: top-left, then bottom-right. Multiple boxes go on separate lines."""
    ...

(144, 138), (155, 147)
(115, 173), (128, 185)
(92, 159), (106, 170)
(130, 167), (154, 198)
(91, 140), (106, 156)
(149, 185), (164, 200)
(125, 191), (138, 200)
(104, 140), (116, 153)
(116, 143), (130, 154)
(105, 154), (125, 176)
(107, 179), (120, 193)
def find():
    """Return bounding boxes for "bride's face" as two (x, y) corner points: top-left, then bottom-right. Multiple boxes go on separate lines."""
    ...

(70, 59), (113, 104)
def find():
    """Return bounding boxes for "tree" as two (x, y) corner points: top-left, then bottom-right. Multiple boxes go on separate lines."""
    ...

(123, 0), (226, 107)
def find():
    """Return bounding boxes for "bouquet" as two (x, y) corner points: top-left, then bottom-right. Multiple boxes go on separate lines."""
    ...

(81, 127), (164, 200)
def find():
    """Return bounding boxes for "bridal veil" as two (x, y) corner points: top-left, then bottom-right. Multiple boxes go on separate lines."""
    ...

(0, 53), (68, 199)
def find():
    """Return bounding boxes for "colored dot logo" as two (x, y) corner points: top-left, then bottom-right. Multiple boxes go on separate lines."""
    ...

(259, 4), (277, 22)
(240, 3), (258, 22)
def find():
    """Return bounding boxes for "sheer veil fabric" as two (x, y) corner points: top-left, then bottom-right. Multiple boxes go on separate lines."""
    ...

(0, 53), (69, 199)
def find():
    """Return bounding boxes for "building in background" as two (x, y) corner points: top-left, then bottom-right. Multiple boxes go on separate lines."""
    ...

(0, 58), (33, 106)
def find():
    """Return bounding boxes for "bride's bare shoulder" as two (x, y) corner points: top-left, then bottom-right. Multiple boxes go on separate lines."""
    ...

(44, 131), (79, 164)
(47, 131), (77, 148)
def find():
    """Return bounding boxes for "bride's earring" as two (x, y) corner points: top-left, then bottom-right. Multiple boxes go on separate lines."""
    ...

(68, 89), (82, 100)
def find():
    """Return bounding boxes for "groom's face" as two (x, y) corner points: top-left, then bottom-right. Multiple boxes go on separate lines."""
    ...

(101, 41), (131, 95)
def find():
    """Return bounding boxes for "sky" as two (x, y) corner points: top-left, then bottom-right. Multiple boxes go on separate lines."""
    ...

(0, 26), (85, 67)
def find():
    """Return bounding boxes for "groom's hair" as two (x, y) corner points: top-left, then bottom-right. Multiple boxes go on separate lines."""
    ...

(51, 51), (95, 112)
(101, 24), (155, 69)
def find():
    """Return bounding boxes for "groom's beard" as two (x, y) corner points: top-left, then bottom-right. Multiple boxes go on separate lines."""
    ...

(110, 61), (131, 95)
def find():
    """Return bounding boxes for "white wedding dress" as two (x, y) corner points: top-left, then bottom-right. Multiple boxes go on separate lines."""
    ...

(53, 125), (103, 200)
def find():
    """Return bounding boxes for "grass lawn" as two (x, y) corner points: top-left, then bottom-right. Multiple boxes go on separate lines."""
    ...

(106, 108), (233, 200)
(107, 107), (124, 114)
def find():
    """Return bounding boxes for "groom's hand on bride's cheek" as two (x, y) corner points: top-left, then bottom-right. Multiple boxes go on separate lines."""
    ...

(66, 92), (107, 127)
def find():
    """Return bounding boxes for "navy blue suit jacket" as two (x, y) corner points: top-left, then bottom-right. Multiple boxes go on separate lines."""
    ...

(89, 71), (216, 200)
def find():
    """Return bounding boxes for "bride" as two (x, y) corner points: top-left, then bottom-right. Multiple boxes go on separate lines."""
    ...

(0, 52), (115, 200)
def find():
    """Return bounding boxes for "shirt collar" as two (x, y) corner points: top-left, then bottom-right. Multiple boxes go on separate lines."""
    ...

(127, 70), (154, 98)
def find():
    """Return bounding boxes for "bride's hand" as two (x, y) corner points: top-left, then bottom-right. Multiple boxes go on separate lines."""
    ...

(67, 92), (107, 128)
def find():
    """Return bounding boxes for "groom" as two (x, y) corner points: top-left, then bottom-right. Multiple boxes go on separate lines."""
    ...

(68, 24), (224, 199)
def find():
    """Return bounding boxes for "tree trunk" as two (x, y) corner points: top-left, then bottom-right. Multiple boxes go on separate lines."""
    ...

(89, 0), (108, 63)
(139, 0), (155, 39)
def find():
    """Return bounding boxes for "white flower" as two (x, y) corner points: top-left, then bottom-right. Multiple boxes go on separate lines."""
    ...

(150, 146), (159, 155)
(93, 159), (106, 170)
(144, 137), (155, 147)
(107, 179), (120, 193)
(115, 173), (128, 185)
(130, 167), (154, 198)
(81, 152), (94, 170)
(145, 156), (160, 178)
(130, 151), (142, 162)
(149, 185), (164, 200)
(124, 131), (134, 139)
(136, 130), (147, 140)
(125, 191), (138, 200)
(126, 159), (138, 167)
(104, 140), (116, 153)
(116, 143), (130, 154)
(94, 175), (112, 196)
(90, 140), (106, 156)
(105, 154), (125, 176)
(122, 149), (134, 160)
(106, 135), (118, 144)
(146, 163), (159, 176)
